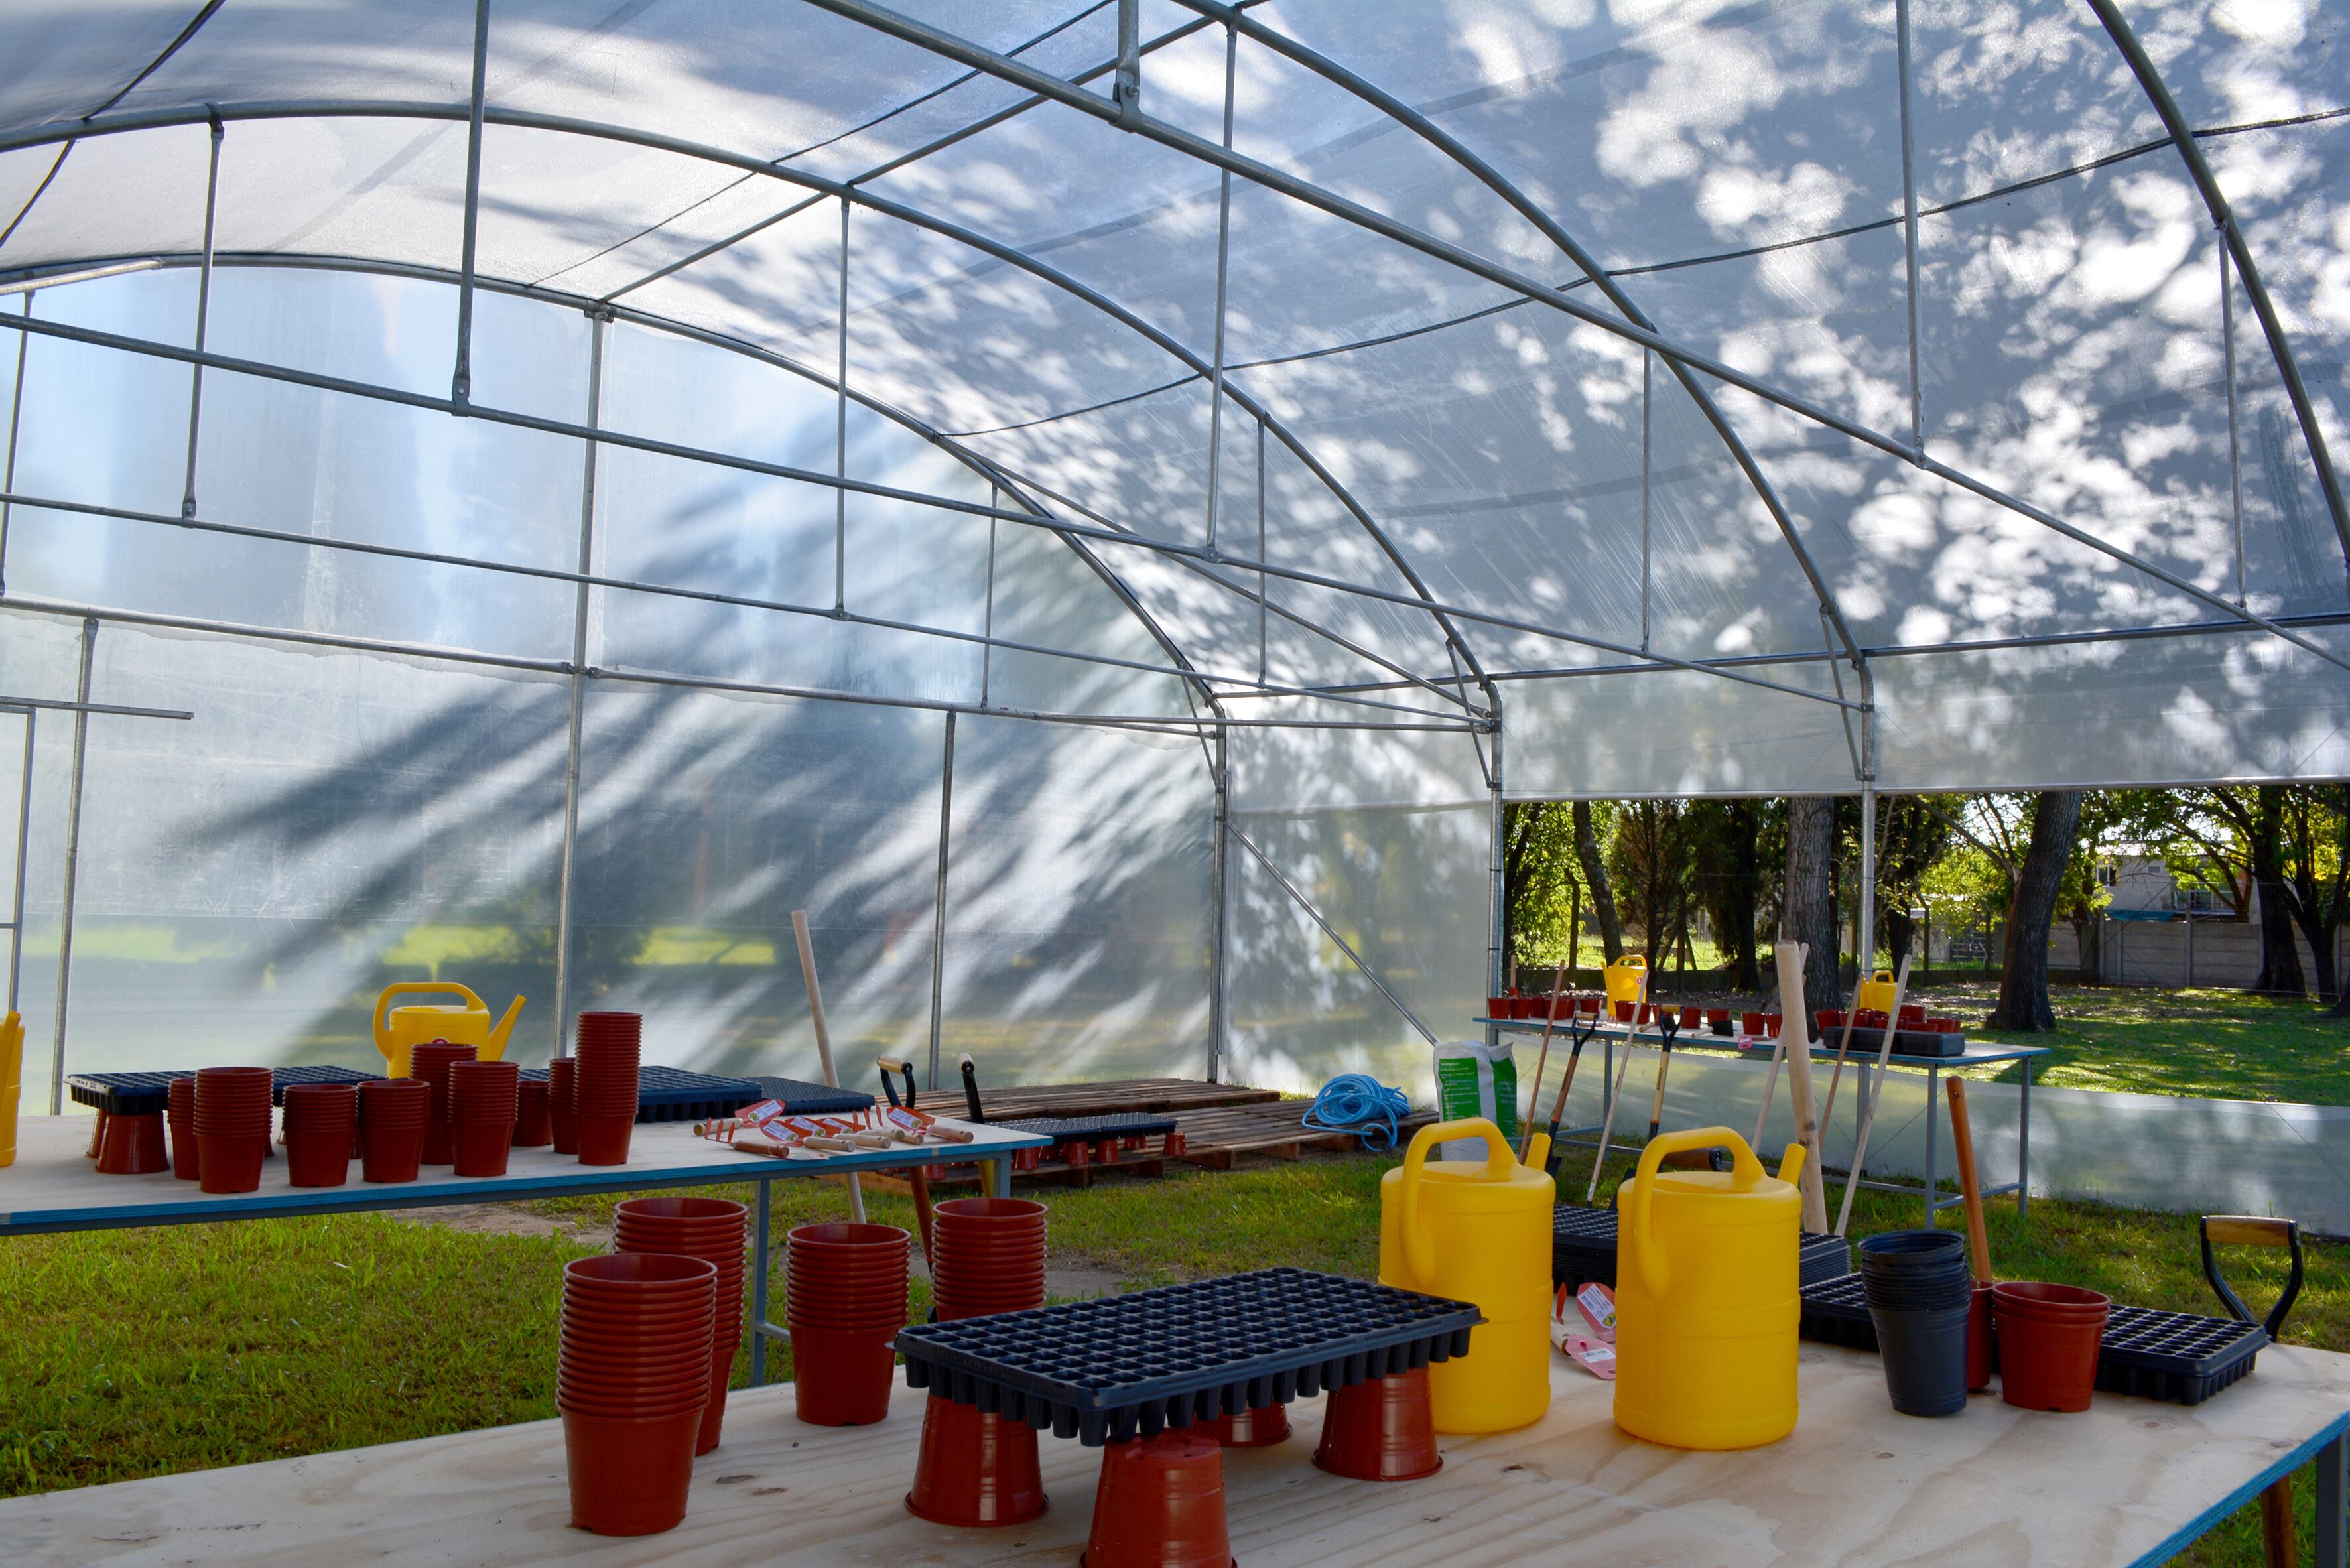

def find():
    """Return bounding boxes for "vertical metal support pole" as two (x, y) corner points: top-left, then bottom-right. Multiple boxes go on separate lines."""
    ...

(551, 312), (604, 1059)
(749, 1173), (773, 1385)
(2018, 1055), (2032, 1217)
(1640, 350), (1652, 653)
(2221, 239), (2247, 606)
(3, 293), (34, 590)
(1254, 421), (1268, 685)
(1201, 22), (1236, 553)
(2187, 907), (2195, 987)
(2317, 1429), (2347, 1568)
(1488, 705), (1506, 1002)
(5, 710), (32, 1015)
(978, 490), (997, 709)
(451, 0), (490, 408)
(1858, 781), (1878, 981)
(1207, 724), (1228, 1083)
(1112, 0), (1142, 122)
(926, 710), (955, 1092)
(180, 113), (223, 519)
(1896, 0), (1924, 447)
(1924, 1061), (1939, 1225)
(48, 616), (96, 1113)
(832, 197), (850, 616)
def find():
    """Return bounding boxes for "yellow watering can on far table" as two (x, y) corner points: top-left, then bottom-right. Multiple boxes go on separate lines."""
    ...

(1614, 1126), (1807, 1451)
(1602, 954), (1648, 1013)
(1379, 1117), (1554, 1434)
(373, 983), (525, 1078)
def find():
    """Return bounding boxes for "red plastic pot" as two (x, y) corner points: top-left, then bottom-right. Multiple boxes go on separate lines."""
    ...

(574, 1110), (635, 1166)
(448, 1059), (518, 1113)
(1816, 1009), (1844, 1034)
(1994, 1283), (2107, 1413)
(513, 1079), (553, 1147)
(1208, 1402), (1289, 1447)
(1740, 1011), (1767, 1035)
(936, 1198), (1046, 1229)
(561, 1407), (701, 1536)
(694, 1341), (736, 1455)
(1679, 1005), (1701, 1028)
(905, 1395), (1047, 1526)
(1314, 1368), (1441, 1481)
(96, 1111), (170, 1175)
(1164, 1131), (1187, 1158)
(1084, 1430), (1230, 1568)
(1705, 1008), (1730, 1025)
(285, 1124), (350, 1187)
(360, 1112), (426, 1183)
(1765, 1014), (1784, 1037)
(407, 1040), (476, 1165)
(1485, 995), (1510, 1020)
(790, 1222), (912, 1252)
(790, 1326), (896, 1425)
(196, 1131), (266, 1194)
(547, 1057), (578, 1154)
(168, 1077), (202, 1181)
(557, 1353), (714, 1390)
(451, 1118), (513, 1177)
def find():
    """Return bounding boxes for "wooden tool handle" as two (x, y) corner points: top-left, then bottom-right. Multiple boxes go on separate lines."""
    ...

(2205, 1214), (2298, 1248)
(1945, 1078), (1992, 1283)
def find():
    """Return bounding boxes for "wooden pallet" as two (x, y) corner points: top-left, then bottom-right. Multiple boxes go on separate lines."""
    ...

(966, 1077), (1281, 1120)
(1165, 1100), (1437, 1169)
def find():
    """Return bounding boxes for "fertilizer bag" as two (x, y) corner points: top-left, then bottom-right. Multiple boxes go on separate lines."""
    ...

(1431, 1039), (1518, 1161)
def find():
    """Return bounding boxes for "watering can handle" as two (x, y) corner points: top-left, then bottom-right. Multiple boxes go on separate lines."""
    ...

(1398, 1118), (1514, 1286)
(371, 982), (485, 1062)
(1623, 1126), (1764, 1301)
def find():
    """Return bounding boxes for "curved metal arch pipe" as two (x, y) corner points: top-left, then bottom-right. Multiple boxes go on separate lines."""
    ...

(2085, 0), (2350, 583)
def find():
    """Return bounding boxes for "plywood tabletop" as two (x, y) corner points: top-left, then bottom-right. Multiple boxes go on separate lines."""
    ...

(0, 1114), (1047, 1234)
(3, 1339), (2340, 1566)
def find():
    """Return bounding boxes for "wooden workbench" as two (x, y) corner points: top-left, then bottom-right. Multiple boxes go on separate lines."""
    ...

(4, 1337), (2339, 1565)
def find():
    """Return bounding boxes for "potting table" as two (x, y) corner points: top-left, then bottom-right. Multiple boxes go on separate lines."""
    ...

(1478, 1014), (2049, 1226)
(0, 1112), (1051, 1386)
(3, 1340), (2341, 1565)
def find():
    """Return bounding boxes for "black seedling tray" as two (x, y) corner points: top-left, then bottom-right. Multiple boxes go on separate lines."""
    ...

(67, 1065), (385, 1116)
(522, 1063), (768, 1122)
(996, 1112), (1178, 1142)
(1799, 1275), (2269, 1405)
(1892, 1029), (1966, 1057)
(895, 1266), (1481, 1446)
(1553, 1204), (1849, 1291)
(748, 1075), (874, 1116)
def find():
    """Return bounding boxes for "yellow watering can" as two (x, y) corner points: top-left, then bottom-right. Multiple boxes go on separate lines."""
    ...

(1379, 1117), (1554, 1434)
(1855, 968), (1899, 1013)
(373, 982), (525, 1078)
(1615, 1126), (1807, 1450)
(1602, 954), (1648, 1013)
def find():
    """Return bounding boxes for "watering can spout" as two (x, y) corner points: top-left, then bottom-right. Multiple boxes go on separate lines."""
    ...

(486, 994), (527, 1059)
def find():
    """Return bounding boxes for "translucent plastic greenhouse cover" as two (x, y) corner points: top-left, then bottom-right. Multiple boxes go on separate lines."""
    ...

(0, 1), (2343, 1099)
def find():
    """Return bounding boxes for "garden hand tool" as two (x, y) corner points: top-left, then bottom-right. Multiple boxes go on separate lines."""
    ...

(878, 1055), (935, 1264)
(2200, 1214), (2306, 1567)
(1585, 970), (1648, 1202)
(1945, 1078), (1992, 1282)
(1541, 1013), (1596, 1177)
(1518, 957), (1569, 1163)
(791, 909), (864, 1223)
(1834, 968), (1916, 1236)
(958, 1053), (986, 1123)
(1644, 1006), (1680, 1145)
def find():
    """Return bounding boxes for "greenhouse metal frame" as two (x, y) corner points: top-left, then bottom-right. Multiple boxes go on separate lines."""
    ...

(0, 0), (2344, 1104)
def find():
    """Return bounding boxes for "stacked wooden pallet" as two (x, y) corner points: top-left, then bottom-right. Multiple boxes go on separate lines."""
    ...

(1165, 1099), (1438, 1170)
(969, 1078), (1281, 1120)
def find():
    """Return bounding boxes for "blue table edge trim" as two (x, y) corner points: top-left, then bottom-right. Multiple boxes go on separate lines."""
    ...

(2125, 1410), (2347, 1567)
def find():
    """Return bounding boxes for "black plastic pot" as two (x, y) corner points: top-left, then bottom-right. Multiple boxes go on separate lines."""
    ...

(1870, 1301), (1972, 1417)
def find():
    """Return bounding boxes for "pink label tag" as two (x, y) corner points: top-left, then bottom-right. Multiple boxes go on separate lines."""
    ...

(1563, 1333), (1616, 1380)
(1575, 1281), (1616, 1340)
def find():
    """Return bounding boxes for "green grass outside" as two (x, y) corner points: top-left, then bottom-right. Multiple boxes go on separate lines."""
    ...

(1, 1151), (2337, 1564)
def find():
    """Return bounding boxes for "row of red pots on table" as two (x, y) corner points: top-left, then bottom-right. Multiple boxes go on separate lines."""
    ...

(1816, 1008), (1965, 1035)
(558, 1253), (718, 1536)
(612, 1196), (748, 1456)
(909, 1197), (1053, 1529)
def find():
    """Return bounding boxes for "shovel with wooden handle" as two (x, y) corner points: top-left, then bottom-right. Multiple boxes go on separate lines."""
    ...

(792, 909), (864, 1224)
(1585, 970), (1649, 1202)
(1541, 1013), (1597, 1177)
(1518, 958), (1570, 1163)
(1945, 1078), (1992, 1283)
(1644, 1006), (1680, 1145)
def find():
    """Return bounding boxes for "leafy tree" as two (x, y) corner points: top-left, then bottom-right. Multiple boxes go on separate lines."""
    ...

(1686, 798), (1775, 990)
(1572, 800), (1623, 964)
(1876, 795), (1957, 975)
(1608, 800), (1693, 974)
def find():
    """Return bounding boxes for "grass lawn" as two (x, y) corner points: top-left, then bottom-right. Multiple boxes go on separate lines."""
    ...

(1, 1148), (2337, 1565)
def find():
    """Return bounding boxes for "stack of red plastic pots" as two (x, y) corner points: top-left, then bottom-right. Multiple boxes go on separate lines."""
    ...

(574, 1013), (641, 1165)
(547, 1057), (578, 1154)
(283, 1083), (356, 1187)
(1993, 1281), (2109, 1413)
(907, 1197), (1051, 1526)
(96, 1110), (169, 1175)
(558, 1253), (716, 1537)
(614, 1196), (748, 1455)
(193, 1067), (273, 1194)
(513, 1077), (553, 1147)
(784, 1221), (907, 1427)
(449, 1059), (519, 1176)
(166, 1077), (201, 1183)
(408, 1039), (476, 1165)
(358, 1077), (429, 1183)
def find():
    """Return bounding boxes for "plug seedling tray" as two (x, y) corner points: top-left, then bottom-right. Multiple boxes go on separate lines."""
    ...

(747, 1075), (875, 1117)
(1553, 1205), (1849, 1291)
(67, 1065), (385, 1116)
(895, 1266), (1481, 1446)
(521, 1063), (767, 1123)
(1799, 1275), (2269, 1405)
(995, 1112), (1178, 1142)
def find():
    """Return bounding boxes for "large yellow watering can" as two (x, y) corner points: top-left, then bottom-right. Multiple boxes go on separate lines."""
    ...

(1615, 1126), (1807, 1451)
(373, 983), (525, 1078)
(1379, 1117), (1554, 1434)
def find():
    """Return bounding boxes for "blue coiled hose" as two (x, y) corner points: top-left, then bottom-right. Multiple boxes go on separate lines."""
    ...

(1301, 1072), (1412, 1151)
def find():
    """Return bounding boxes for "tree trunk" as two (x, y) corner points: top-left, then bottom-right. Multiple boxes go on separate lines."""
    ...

(1886, 907), (1917, 974)
(1782, 797), (1842, 1010)
(2249, 787), (2306, 996)
(1986, 791), (2084, 1033)
(1725, 805), (1762, 990)
(1573, 801), (1623, 962)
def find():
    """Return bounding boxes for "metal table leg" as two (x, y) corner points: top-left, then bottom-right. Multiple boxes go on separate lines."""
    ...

(2019, 1055), (2032, 1218)
(987, 1153), (1011, 1198)
(750, 1173), (773, 1386)
(1923, 1062), (1941, 1228)
(2320, 1429), (2347, 1568)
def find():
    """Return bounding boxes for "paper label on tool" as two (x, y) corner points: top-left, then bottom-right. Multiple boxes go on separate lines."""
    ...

(1432, 1040), (1516, 1159)
(1561, 1334), (1616, 1379)
(1575, 1281), (1616, 1339)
